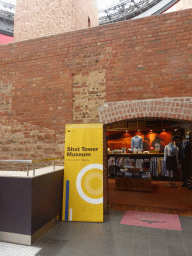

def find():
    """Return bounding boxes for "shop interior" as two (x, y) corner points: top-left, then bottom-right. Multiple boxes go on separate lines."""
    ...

(106, 118), (192, 215)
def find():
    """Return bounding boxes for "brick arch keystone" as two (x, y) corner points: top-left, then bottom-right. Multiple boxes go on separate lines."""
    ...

(98, 97), (192, 124)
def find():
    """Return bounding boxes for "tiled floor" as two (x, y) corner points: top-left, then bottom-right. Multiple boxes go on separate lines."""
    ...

(1, 209), (192, 256)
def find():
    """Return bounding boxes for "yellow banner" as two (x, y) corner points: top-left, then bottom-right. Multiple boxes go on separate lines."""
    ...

(62, 123), (103, 222)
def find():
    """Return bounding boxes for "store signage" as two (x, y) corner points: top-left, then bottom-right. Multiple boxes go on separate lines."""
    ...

(62, 123), (103, 222)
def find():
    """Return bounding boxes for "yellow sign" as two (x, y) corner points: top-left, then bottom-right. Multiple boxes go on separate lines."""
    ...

(62, 123), (103, 222)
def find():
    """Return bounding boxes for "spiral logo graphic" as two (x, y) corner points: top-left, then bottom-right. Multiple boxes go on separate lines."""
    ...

(76, 164), (103, 204)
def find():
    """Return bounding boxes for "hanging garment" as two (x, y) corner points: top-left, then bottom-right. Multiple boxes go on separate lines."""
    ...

(161, 158), (169, 177)
(116, 157), (123, 167)
(178, 140), (191, 185)
(166, 156), (177, 172)
(158, 158), (162, 175)
(108, 157), (116, 166)
(150, 157), (168, 178)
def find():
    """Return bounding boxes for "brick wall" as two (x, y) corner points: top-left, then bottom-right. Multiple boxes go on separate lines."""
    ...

(14, 0), (99, 42)
(0, 8), (192, 159)
(0, 115), (64, 170)
(73, 70), (106, 123)
(1, 7), (192, 213)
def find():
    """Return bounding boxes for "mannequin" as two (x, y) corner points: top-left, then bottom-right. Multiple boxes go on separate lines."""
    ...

(131, 135), (143, 153)
(178, 136), (191, 187)
(164, 137), (179, 188)
(151, 136), (164, 153)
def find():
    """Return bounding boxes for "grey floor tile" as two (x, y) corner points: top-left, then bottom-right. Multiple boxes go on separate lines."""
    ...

(180, 235), (192, 244)
(131, 246), (150, 256)
(183, 248), (192, 256)
(135, 226), (150, 233)
(57, 238), (115, 256)
(150, 240), (168, 249)
(186, 218), (192, 223)
(185, 249), (192, 256)
(114, 247), (132, 256)
(53, 222), (112, 241)
(150, 234), (167, 250)
(150, 247), (168, 255)
(150, 228), (165, 235)
(57, 247), (106, 256)
(150, 235), (166, 242)
(180, 216), (192, 222)
(33, 238), (67, 256)
(114, 237), (133, 248)
(133, 237), (149, 246)
(113, 224), (135, 235)
(150, 252), (169, 256)
(167, 244), (188, 256)
(180, 238), (192, 256)
(180, 219), (192, 231)
(180, 229), (192, 236)
(3, 212), (192, 256)
(164, 230), (183, 244)
(109, 212), (124, 222)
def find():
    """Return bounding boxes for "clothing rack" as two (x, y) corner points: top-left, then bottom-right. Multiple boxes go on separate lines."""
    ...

(108, 155), (177, 180)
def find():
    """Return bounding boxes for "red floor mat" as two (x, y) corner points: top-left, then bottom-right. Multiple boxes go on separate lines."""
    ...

(120, 211), (182, 230)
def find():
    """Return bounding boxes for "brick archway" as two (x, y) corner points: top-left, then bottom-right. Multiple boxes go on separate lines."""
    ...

(100, 97), (192, 214)
(98, 97), (192, 124)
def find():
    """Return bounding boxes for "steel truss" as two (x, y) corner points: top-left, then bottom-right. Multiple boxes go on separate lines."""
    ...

(98, 0), (163, 25)
(0, 0), (15, 24)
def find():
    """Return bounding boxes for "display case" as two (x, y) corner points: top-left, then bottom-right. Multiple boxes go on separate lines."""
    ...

(108, 153), (164, 192)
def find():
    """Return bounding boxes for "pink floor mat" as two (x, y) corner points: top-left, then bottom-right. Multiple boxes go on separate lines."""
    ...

(120, 211), (182, 231)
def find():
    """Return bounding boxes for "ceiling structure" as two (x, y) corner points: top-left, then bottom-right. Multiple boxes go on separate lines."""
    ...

(98, 0), (180, 25)
(0, 0), (14, 37)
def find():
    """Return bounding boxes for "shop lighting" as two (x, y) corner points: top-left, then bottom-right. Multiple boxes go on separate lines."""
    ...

(138, 130), (140, 132)
(175, 129), (177, 131)
(163, 129), (165, 131)
(150, 130), (152, 132)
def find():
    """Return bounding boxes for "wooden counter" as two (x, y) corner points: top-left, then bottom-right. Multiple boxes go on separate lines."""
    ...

(115, 177), (152, 192)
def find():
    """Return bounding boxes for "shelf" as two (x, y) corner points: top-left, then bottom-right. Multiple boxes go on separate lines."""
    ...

(108, 153), (164, 158)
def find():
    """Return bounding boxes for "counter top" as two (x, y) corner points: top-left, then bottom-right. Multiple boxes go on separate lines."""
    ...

(0, 166), (64, 178)
(108, 153), (164, 157)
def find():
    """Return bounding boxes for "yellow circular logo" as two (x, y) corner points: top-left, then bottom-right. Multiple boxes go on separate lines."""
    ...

(76, 164), (103, 204)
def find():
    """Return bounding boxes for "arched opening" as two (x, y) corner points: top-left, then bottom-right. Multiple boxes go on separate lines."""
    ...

(104, 117), (192, 215)
(99, 97), (192, 215)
